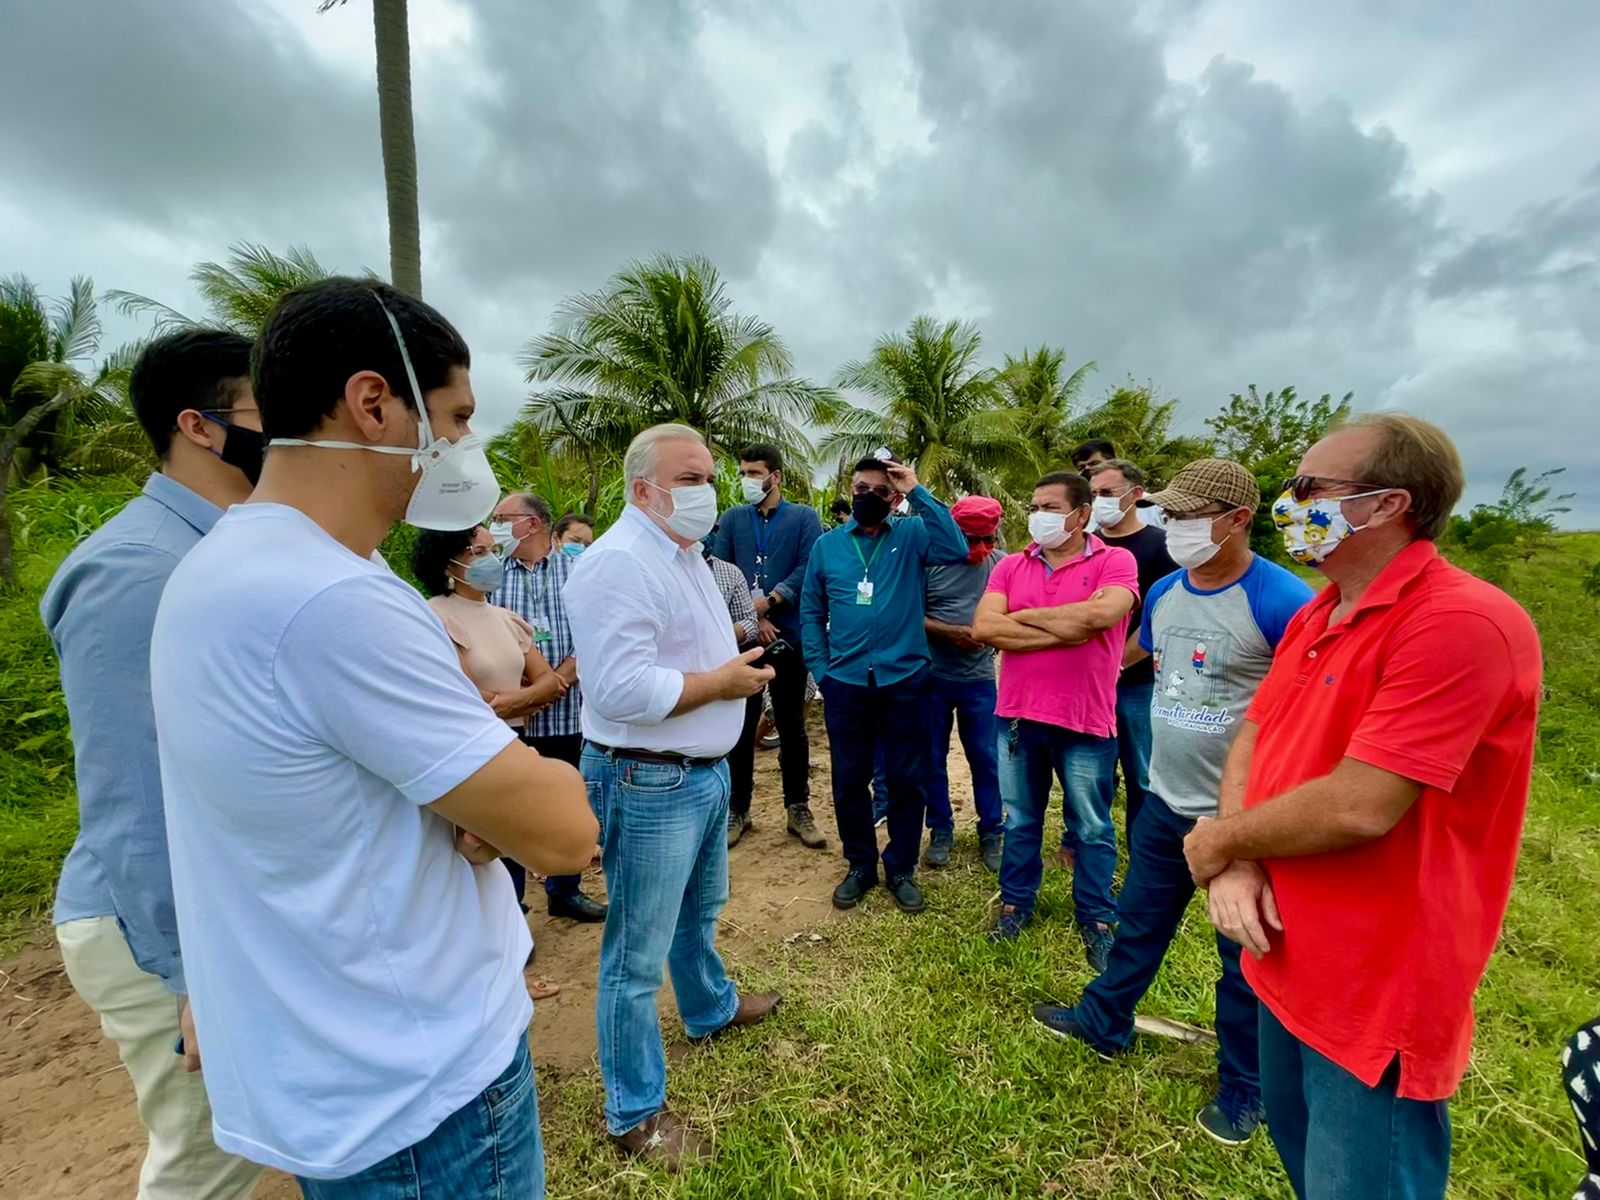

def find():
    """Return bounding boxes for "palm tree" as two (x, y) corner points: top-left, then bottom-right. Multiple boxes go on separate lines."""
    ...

(1070, 382), (1215, 488)
(994, 345), (1096, 478)
(519, 254), (837, 491)
(0, 276), (131, 584)
(318, 0), (422, 295)
(108, 242), (334, 336)
(822, 316), (1013, 496)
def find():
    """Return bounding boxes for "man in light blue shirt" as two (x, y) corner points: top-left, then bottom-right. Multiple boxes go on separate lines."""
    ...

(42, 329), (266, 1200)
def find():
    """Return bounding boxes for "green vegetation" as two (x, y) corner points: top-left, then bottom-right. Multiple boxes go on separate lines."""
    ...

(533, 533), (1598, 1199)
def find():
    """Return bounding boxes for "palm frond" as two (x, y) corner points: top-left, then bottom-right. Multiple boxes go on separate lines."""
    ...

(104, 290), (201, 335)
(50, 276), (101, 363)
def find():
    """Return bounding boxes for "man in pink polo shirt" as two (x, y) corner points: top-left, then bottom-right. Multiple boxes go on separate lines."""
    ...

(973, 470), (1139, 970)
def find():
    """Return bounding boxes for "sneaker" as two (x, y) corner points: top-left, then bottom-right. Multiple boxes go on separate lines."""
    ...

(986, 904), (1031, 942)
(1031, 1004), (1117, 1061)
(832, 869), (877, 909)
(872, 803), (888, 828)
(1083, 923), (1115, 973)
(727, 810), (751, 849)
(1196, 1088), (1266, 1146)
(758, 730), (781, 750)
(886, 874), (925, 913)
(979, 832), (1003, 873)
(922, 829), (954, 868)
(786, 805), (827, 849)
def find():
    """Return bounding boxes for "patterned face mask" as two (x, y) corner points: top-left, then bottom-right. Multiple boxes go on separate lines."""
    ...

(1271, 488), (1391, 565)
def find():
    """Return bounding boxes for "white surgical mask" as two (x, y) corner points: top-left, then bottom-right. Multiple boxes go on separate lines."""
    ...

(740, 475), (770, 505)
(1165, 512), (1230, 569)
(270, 298), (499, 531)
(645, 480), (719, 543)
(1271, 488), (1391, 565)
(1028, 511), (1072, 549)
(1090, 493), (1128, 531)
(489, 520), (519, 550)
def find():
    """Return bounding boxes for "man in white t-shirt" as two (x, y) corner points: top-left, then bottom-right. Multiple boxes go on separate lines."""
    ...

(565, 424), (782, 1170)
(149, 278), (598, 1197)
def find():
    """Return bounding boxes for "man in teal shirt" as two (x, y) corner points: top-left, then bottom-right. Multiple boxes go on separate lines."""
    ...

(800, 456), (967, 914)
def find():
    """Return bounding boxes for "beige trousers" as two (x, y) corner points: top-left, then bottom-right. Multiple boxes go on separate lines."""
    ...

(56, 917), (263, 1200)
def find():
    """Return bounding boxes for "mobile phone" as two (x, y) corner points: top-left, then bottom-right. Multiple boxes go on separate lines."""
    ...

(757, 639), (792, 668)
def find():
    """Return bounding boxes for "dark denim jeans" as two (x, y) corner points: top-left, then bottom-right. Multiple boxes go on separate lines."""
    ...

(521, 732), (584, 900)
(296, 1035), (541, 1198)
(1259, 1006), (1451, 1199)
(1073, 795), (1258, 1100)
(820, 668), (930, 881)
(996, 718), (1117, 928)
(1114, 678), (1154, 840)
(729, 648), (812, 816)
(581, 748), (739, 1134)
(925, 675), (1002, 837)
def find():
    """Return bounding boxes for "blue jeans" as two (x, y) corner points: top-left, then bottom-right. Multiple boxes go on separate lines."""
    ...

(820, 669), (930, 880)
(1259, 1006), (1451, 1199)
(1114, 679), (1154, 840)
(581, 747), (739, 1135)
(296, 1036), (541, 1198)
(996, 718), (1117, 928)
(925, 675), (1002, 837)
(1073, 795), (1258, 1100)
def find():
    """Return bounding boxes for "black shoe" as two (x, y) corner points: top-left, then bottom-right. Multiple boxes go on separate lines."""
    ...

(979, 832), (1003, 873)
(548, 891), (608, 923)
(1032, 1003), (1118, 1061)
(886, 874), (925, 913)
(1083, 923), (1115, 973)
(1197, 1089), (1266, 1146)
(922, 829), (953, 868)
(832, 869), (877, 909)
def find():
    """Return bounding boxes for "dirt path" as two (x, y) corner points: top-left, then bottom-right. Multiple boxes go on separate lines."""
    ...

(0, 724), (979, 1199)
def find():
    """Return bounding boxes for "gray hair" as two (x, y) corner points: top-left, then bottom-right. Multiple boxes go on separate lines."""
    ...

(623, 423), (706, 484)
(1088, 459), (1145, 487)
(501, 491), (552, 525)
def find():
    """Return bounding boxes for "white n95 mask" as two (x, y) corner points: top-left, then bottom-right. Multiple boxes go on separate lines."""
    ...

(269, 297), (500, 532)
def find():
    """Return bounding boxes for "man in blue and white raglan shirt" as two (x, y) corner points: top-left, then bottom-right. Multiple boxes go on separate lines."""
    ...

(1032, 459), (1313, 1148)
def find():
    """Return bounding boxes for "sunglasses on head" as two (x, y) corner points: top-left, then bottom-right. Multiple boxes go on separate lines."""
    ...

(1282, 475), (1387, 503)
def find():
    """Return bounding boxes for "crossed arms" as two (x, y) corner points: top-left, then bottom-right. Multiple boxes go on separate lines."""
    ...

(970, 585), (1137, 652)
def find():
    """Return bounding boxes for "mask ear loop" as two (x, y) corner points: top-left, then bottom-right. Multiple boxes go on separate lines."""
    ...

(372, 295), (432, 467)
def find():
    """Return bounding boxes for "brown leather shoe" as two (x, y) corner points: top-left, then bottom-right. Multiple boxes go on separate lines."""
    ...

(691, 990), (782, 1043)
(611, 1109), (709, 1172)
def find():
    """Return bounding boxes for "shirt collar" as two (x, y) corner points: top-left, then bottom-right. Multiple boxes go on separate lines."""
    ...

(620, 502), (696, 558)
(143, 472), (223, 537)
(1025, 533), (1105, 562)
(1309, 540), (1439, 625)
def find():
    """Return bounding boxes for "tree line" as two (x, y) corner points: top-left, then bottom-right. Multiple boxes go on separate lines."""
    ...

(0, 244), (1562, 586)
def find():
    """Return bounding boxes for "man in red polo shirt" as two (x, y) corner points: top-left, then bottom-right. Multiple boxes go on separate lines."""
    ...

(973, 470), (1138, 971)
(1182, 413), (1542, 1199)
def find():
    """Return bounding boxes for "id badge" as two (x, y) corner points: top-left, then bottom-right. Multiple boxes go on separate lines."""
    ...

(856, 580), (875, 606)
(531, 622), (553, 644)
(751, 585), (765, 601)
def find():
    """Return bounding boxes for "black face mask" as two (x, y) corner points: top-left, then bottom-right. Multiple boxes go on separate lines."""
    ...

(852, 491), (892, 528)
(215, 422), (266, 486)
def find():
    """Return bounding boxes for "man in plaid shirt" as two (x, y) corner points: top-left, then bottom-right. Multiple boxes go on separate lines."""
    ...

(490, 492), (607, 923)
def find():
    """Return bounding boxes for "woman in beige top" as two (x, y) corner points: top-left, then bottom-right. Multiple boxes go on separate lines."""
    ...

(415, 523), (569, 998)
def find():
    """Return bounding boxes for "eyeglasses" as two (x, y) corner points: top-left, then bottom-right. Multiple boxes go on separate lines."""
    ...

(852, 484), (894, 499)
(1089, 486), (1132, 499)
(1283, 475), (1386, 503)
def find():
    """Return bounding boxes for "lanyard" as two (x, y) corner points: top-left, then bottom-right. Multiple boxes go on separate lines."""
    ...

(749, 501), (782, 575)
(848, 528), (887, 580)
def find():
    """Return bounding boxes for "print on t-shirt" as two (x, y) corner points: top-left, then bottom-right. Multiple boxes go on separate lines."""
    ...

(1152, 625), (1238, 733)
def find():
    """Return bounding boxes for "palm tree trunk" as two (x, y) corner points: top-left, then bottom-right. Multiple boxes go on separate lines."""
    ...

(0, 389), (74, 587)
(373, 0), (422, 296)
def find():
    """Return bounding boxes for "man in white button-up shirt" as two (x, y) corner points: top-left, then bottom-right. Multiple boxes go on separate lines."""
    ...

(565, 424), (782, 1170)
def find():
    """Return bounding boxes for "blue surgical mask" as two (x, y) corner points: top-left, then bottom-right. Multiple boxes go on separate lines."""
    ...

(453, 552), (506, 592)
(561, 541), (585, 558)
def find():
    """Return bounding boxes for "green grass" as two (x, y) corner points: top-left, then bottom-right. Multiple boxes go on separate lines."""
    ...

(3, 480), (1596, 1195)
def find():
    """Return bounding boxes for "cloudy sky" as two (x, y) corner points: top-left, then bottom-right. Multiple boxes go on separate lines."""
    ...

(3, 0), (1596, 522)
